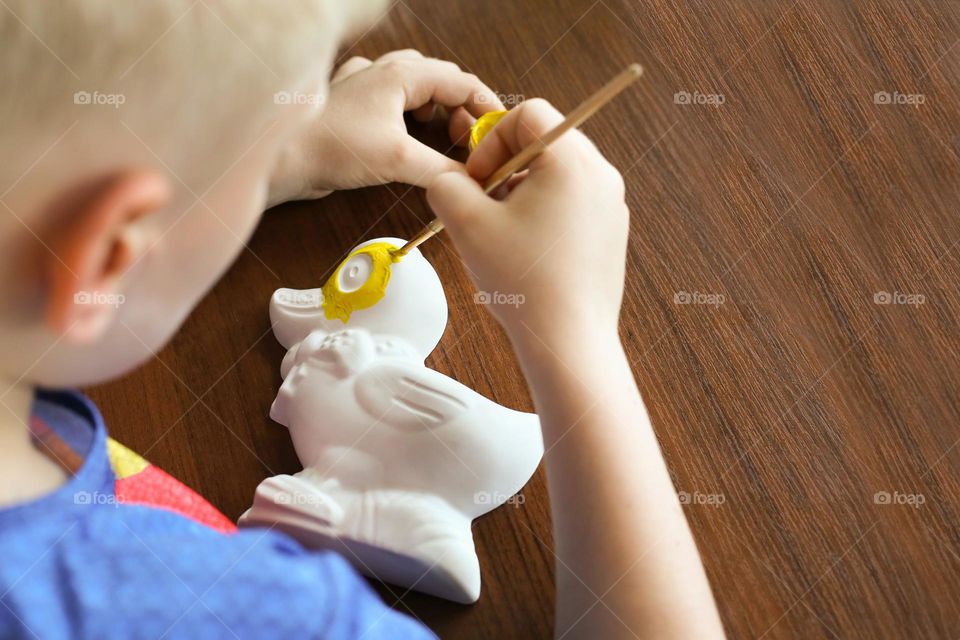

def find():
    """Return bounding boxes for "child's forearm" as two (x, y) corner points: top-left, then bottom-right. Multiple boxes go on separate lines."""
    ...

(512, 329), (725, 639)
(427, 96), (720, 636)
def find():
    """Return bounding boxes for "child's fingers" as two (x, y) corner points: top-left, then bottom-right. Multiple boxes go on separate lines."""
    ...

(497, 170), (529, 198)
(465, 98), (565, 181)
(411, 103), (437, 122)
(390, 139), (466, 188)
(333, 50), (421, 84)
(375, 49), (424, 63)
(332, 56), (371, 82)
(427, 171), (501, 231)
(448, 106), (475, 147)
(395, 59), (504, 118)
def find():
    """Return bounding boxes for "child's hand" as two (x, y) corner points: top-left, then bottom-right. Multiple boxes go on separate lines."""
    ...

(426, 99), (629, 345)
(268, 50), (504, 205)
(433, 101), (726, 640)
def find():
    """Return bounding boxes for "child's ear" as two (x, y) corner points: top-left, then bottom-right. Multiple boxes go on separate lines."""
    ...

(44, 170), (171, 343)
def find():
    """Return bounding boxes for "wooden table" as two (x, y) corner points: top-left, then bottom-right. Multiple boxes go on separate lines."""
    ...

(88, 1), (960, 637)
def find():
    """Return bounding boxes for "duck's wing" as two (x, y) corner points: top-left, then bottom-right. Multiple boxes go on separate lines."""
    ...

(355, 361), (473, 432)
(357, 360), (544, 520)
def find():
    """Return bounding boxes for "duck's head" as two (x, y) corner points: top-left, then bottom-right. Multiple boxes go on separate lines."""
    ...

(270, 237), (447, 360)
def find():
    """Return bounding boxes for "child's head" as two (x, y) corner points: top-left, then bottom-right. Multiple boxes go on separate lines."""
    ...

(0, 1), (385, 387)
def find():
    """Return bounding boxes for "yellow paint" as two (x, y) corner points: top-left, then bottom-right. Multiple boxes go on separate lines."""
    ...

(323, 113), (511, 321)
(321, 241), (402, 323)
(469, 110), (509, 151)
(107, 437), (149, 479)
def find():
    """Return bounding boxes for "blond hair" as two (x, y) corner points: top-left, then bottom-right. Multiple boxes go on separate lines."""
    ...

(0, 1), (384, 190)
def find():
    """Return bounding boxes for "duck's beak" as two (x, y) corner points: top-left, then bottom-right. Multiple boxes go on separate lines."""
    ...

(270, 288), (324, 349)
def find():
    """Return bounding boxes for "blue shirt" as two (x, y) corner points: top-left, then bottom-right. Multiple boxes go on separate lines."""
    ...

(0, 390), (435, 639)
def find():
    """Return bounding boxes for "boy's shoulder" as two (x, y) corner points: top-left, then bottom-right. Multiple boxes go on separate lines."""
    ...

(3, 502), (432, 639)
(0, 390), (435, 640)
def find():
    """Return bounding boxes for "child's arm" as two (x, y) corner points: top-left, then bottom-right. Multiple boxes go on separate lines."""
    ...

(268, 50), (504, 206)
(426, 99), (726, 639)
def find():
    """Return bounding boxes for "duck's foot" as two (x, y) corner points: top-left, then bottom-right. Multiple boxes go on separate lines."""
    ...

(238, 474), (345, 530)
(240, 481), (481, 604)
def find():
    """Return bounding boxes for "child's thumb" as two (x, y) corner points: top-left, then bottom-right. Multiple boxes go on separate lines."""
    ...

(426, 172), (498, 230)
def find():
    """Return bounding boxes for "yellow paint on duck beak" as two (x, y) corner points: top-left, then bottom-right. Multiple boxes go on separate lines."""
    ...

(469, 110), (509, 151)
(321, 241), (402, 323)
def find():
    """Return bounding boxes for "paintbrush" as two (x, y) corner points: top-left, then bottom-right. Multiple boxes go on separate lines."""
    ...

(392, 63), (643, 257)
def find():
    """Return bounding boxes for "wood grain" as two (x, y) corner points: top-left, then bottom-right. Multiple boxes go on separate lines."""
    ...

(87, 1), (960, 638)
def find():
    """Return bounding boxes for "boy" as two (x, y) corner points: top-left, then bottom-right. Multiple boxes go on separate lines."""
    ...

(0, 1), (723, 638)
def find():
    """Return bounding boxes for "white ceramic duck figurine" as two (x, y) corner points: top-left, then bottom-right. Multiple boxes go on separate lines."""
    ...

(239, 237), (544, 604)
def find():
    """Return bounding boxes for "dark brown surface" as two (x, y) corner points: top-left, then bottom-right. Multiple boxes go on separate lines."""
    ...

(87, 1), (960, 638)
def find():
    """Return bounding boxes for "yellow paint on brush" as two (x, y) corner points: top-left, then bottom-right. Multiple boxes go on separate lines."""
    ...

(469, 110), (509, 151)
(321, 241), (402, 323)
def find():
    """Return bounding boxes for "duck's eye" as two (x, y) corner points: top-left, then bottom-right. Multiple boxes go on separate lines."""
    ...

(337, 253), (373, 292)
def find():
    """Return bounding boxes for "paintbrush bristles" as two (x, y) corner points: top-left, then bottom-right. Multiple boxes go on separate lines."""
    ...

(392, 219), (444, 258)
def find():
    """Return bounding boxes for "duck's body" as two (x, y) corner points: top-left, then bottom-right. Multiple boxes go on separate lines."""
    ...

(240, 238), (544, 603)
